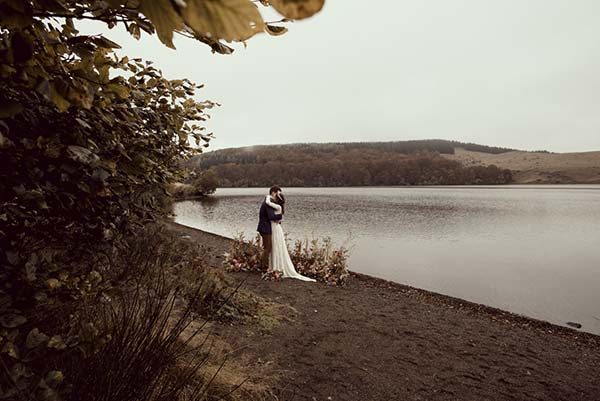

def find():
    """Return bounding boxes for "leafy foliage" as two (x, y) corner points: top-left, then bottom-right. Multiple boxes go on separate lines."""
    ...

(224, 233), (350, 286)
(168, 170), (219, 198)
(0, 0), (326, 399)
(190, 170), (220, 196)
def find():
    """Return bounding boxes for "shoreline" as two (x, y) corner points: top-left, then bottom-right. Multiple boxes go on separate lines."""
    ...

(168, 221), (599, 343)
(167, 221), (600, 400)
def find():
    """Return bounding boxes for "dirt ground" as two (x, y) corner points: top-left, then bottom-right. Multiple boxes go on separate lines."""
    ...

(168, 222), (600, 401)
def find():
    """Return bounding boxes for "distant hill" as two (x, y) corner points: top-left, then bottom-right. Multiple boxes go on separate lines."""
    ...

(444, 148), (600, 184)
(185, 140), (515, 187)
(193, 140), (515, 169)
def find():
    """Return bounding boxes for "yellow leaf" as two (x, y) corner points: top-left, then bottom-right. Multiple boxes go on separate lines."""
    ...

(270, 0), (324, 20)
(1, 342), (18, 359)
(107, 83), (130, 99)
(46, 370), (65, 385)
(182, 0), (265, 42)
(139, 0), (184, 49)
(46, 278), (60, 289)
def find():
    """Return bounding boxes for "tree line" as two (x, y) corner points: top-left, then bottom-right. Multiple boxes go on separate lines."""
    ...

(187, 142), (513, 187)
(194, 140), (515, 169)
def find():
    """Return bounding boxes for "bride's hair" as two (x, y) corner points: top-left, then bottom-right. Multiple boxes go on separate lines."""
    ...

(274, 193), (285, 215)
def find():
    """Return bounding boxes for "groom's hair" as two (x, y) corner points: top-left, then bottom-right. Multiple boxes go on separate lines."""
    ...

(269, 185), (281, 195)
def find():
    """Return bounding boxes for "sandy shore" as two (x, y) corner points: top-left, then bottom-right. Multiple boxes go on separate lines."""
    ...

(167, 221), (600, 401)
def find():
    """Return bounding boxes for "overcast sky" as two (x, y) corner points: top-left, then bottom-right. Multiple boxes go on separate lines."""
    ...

(81, 0), (600, 153)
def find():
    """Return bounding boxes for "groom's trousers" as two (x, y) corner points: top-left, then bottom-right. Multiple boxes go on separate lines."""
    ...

(260, 233), (272, 269)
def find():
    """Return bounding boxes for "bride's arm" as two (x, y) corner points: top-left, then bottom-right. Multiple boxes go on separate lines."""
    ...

(265, 196), (283, 222)
(265, 195), (282, 214)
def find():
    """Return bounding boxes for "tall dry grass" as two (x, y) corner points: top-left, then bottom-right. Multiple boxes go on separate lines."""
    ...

(32, 224), (257, 401)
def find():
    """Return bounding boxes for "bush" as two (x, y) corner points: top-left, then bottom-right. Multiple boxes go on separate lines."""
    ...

(168, 170), (219, 199)
(0, 8), (214, 398)
(290, 237), (350, 286)
(0, 1), (326, 398)
(224, 234), (350, 286)
(0, 223), (255, 401)
(191, 170), (219, 197)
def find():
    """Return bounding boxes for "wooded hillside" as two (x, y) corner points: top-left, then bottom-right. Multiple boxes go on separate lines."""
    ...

(186, 140), (514, 186)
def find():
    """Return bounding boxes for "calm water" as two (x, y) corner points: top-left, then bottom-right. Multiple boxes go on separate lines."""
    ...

(175, 186), (600, 335)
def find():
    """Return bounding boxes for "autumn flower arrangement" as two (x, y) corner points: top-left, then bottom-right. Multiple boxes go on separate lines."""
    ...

(224, 234), (350, 286)
(290, 237), (350, 286)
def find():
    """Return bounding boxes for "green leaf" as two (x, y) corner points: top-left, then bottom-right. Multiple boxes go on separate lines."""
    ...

(8, 362), (26, 382)
(139, 0), (184, 49)
(106, 83), (130, 99)
(92, 168), (110, 182)
(0, 313), (27, 328)
(49, 82), (71, 112)
(47, 335), (66, 350)
(0, 99), (24, 118)
(67, 145), (99, 165)
(182, 0), (265, 42)
(26, 328), (50, 349)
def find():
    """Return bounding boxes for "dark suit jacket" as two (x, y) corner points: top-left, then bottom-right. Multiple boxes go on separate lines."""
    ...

(257, 198), (282, 234)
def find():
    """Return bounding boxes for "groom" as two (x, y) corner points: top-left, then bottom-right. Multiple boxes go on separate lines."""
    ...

(257, 185), (283, 269)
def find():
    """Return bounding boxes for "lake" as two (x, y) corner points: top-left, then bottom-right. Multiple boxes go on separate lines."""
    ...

(174, 186), (600, 335)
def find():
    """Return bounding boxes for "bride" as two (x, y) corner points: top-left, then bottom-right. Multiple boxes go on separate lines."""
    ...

(265, 193), (316, 282)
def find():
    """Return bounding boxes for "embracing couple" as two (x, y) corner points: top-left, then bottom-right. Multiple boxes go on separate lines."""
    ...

(257, 186), (315, 282)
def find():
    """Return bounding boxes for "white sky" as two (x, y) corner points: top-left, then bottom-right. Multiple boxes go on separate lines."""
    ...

(81, 0), (600, 153)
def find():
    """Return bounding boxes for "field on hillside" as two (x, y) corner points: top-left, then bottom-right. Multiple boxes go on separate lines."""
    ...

(444, 148), (600, 184)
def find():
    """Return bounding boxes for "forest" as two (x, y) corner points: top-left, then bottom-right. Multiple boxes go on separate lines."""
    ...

(186, 140), (514, 186)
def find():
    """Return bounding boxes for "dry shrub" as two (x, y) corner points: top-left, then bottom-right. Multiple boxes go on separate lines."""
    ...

(66, 279), (211, 401)
(290, 237), (350, 286)
(224, 234), (350, 286)
(109, 224), (274, 323)
(223, 234), (263, 274)
(0, 224), (265, 401)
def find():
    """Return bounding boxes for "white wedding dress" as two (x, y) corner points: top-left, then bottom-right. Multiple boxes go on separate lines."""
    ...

(266, 196), (316, 282)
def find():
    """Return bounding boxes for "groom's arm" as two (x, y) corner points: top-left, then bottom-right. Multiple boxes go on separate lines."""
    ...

(267, 206), (282, 222)
(265, 196), (282, 222)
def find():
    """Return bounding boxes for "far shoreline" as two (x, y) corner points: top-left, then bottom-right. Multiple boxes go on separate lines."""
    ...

(202, 183), (600, 190)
